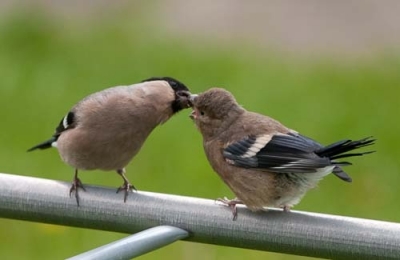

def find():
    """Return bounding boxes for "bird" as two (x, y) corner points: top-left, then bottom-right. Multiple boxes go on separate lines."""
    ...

(28, 77), (192, 205)
(189, 88), (375, 220)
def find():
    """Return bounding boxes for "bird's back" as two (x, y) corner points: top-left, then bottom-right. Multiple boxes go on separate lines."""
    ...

(57, 82), (175, 171)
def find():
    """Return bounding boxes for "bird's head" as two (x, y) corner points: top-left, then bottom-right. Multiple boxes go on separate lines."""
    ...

(142, 76), (192, 113)
(190, 88), (244, 139)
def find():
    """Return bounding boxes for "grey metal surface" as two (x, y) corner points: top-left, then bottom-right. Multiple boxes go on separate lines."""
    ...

(1, 172), (400, 259)
(67, 225), (188, 260)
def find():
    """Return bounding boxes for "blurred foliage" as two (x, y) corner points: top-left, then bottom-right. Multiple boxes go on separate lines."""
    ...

(0, 6), (399, 260)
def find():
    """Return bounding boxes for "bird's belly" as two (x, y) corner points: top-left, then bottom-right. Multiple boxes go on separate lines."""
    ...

(57, 130), (147, 171)
(268, 166), (335, 208)
(59, 144), (141, 171)
(219, 169), (278, 211)
(221, 166), (334, 211)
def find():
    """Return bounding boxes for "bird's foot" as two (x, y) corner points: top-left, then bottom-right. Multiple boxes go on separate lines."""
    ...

(116, 181), (137, 202)
(69, 176), (86, 206)
(216, 197), (243, 221)
(282, 205), (291, 212)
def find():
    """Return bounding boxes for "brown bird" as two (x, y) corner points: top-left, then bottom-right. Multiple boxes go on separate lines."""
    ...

(190, 88), (374, 220)
(28, 77), (192, 205)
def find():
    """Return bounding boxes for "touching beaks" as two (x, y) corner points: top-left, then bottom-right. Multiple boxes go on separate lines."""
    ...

(190, 94), (198, 102)
(188, 94), (198, 108)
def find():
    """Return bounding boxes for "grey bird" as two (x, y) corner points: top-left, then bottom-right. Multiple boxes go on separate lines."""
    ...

(28, 77), (192, 205)
(190, 88), (374, 220)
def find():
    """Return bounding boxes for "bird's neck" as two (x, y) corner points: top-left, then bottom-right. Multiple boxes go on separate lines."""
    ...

(202, 107), (245, 142)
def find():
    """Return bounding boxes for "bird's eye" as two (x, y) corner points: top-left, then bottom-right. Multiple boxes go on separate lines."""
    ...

(200, 111), (205, 116)
(176, 90), (190, 98)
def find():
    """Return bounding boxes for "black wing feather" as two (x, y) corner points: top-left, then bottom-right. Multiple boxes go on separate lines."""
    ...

(223, 133), (330, 173)
(225, 136), (257, 157)
(55, 111), (75, 135)
(260, 133), (321, 153)
(27, 111), (76, 152)
(223, 133), (373, 182)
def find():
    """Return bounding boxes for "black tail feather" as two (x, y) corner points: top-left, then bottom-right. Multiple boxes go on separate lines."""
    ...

(27, 137), (56, 152)
(332, 166), (353, 182)
(330, 150), (376, 160)
(320, 139), (352, 155)
(334, 161), (352, 166)
(316, 136), (375, 159)
(316, 136), (375, 182)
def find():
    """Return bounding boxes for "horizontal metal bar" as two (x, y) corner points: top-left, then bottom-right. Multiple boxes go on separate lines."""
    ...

(1, 172), (400, 259)
(67, 225), (189, 260)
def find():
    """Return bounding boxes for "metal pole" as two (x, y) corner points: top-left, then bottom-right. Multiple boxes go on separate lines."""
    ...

(67, 225), (189, 260)
(1, 172), (400, 259)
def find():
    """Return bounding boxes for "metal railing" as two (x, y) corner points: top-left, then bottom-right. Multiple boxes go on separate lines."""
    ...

(1, 172), (400, 259)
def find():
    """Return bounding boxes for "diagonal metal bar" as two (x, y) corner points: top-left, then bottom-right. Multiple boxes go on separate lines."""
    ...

(1, 172), (400, 259)
(67, 225), (189, 260)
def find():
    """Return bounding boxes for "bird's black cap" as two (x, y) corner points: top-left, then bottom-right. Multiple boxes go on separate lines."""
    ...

(142, 76), (191, 113)
(142, 76), (189, 92)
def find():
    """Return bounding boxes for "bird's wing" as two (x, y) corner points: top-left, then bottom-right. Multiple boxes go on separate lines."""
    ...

(27, 111), (77, 152)
(54, 111), (76, 136)
(223, 132), (338, 174)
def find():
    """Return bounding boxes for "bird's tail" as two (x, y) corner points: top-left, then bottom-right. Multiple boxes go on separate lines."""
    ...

(316, 136), (375, 182)
(27, 137), (57, 152)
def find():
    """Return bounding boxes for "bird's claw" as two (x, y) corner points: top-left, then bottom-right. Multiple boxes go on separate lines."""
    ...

(116, 182), (136, 202)
(216, 197), (243, 221)
(69, 177), (85, 206)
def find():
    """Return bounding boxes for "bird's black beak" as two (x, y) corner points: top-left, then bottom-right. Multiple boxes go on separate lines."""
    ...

(188, 94), (198, 120)
(175, 90), (192, 109)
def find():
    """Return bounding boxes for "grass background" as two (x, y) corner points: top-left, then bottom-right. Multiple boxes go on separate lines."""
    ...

(0, 5), (399, 260)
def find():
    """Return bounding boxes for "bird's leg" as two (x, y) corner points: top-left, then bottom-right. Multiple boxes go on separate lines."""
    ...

(116, 168), (136, 202)
(282, 205), (291, 212)
(69, 169), (86, 206)
(216, 197), (243, 221)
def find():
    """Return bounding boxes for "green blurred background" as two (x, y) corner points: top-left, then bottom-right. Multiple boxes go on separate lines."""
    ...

(1, 1), (399, 259)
